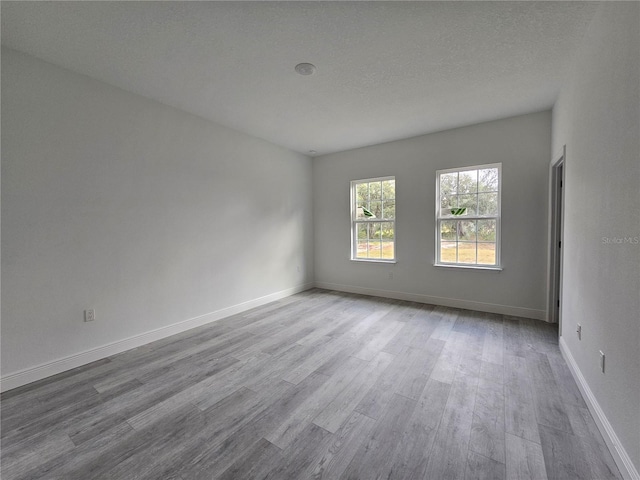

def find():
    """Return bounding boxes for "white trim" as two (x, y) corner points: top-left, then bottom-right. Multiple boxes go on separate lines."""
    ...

(0, 283), (314, 393)
(433, 263), (502, 271)
(436, 162), (502, 175)
(350, 258), (396, 264)
(546, 145), (566, 323)
(314, 281), (545, 320)
(560, 337), (640, 480)
(350, 175), (395, 184)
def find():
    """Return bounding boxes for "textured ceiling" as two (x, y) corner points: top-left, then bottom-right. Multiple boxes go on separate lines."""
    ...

(1, 1), (597, 156)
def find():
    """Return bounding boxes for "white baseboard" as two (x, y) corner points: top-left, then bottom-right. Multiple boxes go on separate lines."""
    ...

(314, 281), (545, 320)
(0, 283), (314, 393)
(560, 337), (639, 480)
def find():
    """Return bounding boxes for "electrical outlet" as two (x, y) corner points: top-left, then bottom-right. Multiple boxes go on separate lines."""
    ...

(388, 272), (393, 280)
(599, 351), (605, 373)
(84, 309), (96, 322)
(576, 324), (582, 340)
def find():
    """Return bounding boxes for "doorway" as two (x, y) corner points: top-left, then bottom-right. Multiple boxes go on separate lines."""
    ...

(548, 146), (565, 330)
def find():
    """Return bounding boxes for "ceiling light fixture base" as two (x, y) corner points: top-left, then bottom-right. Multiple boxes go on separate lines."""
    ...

(295, 63), (316, 76)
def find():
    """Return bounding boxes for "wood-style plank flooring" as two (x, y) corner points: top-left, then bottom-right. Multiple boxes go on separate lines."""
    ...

(1, 289), (622, 480)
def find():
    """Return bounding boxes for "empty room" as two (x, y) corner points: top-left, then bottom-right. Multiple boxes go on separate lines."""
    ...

(1, 1), (638, 479)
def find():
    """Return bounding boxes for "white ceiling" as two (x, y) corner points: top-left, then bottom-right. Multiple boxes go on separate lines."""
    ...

(1, 1), (598, 156)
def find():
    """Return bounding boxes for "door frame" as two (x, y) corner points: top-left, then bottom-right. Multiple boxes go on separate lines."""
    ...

(547, 145), (566, 328)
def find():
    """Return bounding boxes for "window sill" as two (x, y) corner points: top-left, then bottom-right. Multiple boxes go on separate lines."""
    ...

(434, 263), (502, 271)
(350, 258), (397, 264)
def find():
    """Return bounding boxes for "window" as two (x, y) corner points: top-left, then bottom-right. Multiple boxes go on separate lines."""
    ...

(351, 176), (395, 262)
(435, 164), (501, 268)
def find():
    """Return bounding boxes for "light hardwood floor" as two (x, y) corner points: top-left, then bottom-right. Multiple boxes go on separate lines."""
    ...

(1, 289), (621, 480)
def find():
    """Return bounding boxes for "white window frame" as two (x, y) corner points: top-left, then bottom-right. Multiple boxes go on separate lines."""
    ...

(350, 176), (396, 263)
(435, 163), (502, 270)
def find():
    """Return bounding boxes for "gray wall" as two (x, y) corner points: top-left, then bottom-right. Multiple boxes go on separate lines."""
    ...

(552, 2), (640, 473)
(1, 48), (314, 377)
(313, 111), (551, 319)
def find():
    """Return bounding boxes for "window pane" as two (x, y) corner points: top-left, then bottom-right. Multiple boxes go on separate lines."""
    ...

(369, 181), (382, 201)
(381, 222), (394, 259)
(357, 223), (368, 240)
(478, 168), (499, 192)
(368, 200), (381, 219)
(382, 200), (395, 219)
(458, 170), (478, 194)
(440, 173), (457, 195)
(440, 220), (457, 240)
(458, 242), (477, 264)
(440, 241), (457, 263)
(478, 192), (498, 215)
(440, 194), (457, 216)
(477, 219), (496, 241)
(356, 240), (368, 258)
(369, 222), (381, 238)
(478, 243), (496, 265)
(367, 223), (382, 259)
(382, 180), (395, 200)
(458, 220), (476, 242)
(368, 240), (382, 258)
(356, 224), (368, 258)
(458, 194), (477, 215)
(356, 183), (369, 205)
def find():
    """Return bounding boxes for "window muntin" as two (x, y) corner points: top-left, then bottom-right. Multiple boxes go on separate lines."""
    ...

(351, 177), (395, 261)
(436, 164), (501, 268)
